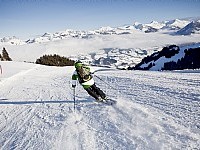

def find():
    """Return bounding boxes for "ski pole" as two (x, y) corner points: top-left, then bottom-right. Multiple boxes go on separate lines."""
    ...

(93, 74), (117, 91)
(0, 65), (2, 75)
(73, 88), (76, 111)
(94, 74), (125, 96)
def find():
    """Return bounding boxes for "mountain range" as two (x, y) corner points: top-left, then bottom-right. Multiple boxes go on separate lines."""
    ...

(1, 18), (200, 45)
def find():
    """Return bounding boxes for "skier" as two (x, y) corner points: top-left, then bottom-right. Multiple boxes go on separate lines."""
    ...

(71, 61), (107, 102)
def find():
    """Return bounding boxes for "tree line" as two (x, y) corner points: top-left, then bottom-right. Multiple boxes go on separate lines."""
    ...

(36, 54), (75, 66)
(0, 47), (75, 66)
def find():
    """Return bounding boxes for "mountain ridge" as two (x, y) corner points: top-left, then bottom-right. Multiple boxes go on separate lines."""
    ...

(1, 17), (200, 45)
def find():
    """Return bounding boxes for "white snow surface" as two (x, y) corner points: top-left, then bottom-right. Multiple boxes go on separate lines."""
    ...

(0, 61), (199, 149)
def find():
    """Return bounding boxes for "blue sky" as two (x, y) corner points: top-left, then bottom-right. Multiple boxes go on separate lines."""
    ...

(0, 0), (200, 39)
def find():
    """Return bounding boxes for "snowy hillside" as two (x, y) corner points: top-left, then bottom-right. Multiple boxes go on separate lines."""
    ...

(176, 20), (200, 35)
(163, 19), (191, 30)
(0, 36), (26, 45)
(133, 43), (200, 71)
(0, 61), (199, 149)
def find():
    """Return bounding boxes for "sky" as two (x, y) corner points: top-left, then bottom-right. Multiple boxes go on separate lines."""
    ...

(0, 0), (200, 39)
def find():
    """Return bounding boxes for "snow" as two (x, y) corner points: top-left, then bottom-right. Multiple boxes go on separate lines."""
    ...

(0, 61), (199, 149)
(0, 17), (200, 149)
(166, 19), (190, 29)
(0, 37), (25, 45)
(146, 21), (165, 29)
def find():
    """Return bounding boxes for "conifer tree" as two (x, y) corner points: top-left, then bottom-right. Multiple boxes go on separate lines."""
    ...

(2, 47), (12, 61)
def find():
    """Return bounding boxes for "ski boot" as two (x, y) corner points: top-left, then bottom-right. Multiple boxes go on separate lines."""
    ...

(95, 96), (104, 102)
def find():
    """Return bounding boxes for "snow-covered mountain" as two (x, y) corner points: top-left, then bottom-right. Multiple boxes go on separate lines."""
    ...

(0, 36), (25, 45)
(132, 43), (200, 71)
(133, 21), (161, 32)
(1, 18), (199, 46)
(163, 19), (191, 30)
(176, 20), (200, 35)
(133, 19), (191, 33)
(24, 26), (138, 45)
(146, 21), (166, 29)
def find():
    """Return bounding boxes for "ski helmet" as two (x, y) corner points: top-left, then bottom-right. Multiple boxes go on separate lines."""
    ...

(74, 61), (83, 69)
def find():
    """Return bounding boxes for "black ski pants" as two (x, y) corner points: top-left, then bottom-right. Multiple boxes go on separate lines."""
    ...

(85, 84), (106, 100)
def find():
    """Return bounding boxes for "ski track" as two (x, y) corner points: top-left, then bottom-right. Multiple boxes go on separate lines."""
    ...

(0, 65), (199, 149)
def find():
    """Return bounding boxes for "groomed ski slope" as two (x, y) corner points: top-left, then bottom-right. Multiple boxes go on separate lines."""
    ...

(0, 62), (199, 150)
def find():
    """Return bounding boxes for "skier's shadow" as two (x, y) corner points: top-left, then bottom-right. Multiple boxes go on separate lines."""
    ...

(0, 99), (93, 105)
(0, 98), (8, 100)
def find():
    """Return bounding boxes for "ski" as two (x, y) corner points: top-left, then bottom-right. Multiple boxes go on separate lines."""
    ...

(101, 99), (117, 105)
